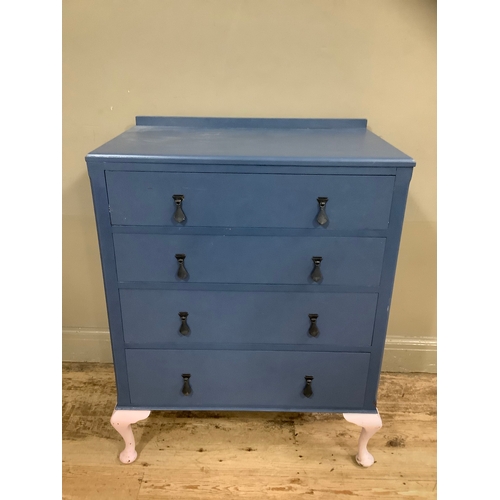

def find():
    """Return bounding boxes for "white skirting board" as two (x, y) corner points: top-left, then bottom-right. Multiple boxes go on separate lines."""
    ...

(62, 328), (436, 373)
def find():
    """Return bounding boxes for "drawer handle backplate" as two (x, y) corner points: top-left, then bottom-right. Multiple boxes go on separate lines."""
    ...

(308, 314), (320, 337)
(316, 197), (329, 225)
(303, 375), (314, 398)
(173, 194), (186, 223)
(311, 256), (323, 283)
(175, 254), (189, 280)
(178, 312), (190, 336)
(182, 374), (192, 395)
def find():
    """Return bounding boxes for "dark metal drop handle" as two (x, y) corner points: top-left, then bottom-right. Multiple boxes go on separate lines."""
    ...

(179, 312), (190, 336)
(182, 374), (192, 395)
(176, 254), (189, 280)
(311, 256), (323, 282)
(303, 376), (314, 398)
(316, 197), (329, 225)
(308, 314), (320, 337)
(173, 194), (186, 223)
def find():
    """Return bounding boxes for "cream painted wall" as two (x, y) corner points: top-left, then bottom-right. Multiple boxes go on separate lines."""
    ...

(63, 1), (436, 346)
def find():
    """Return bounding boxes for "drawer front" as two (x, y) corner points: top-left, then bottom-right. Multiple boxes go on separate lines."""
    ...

(126, 349), (370, 410)
(120, 289), (377, 347)
(106, 171), (394, 230)
(114, 234), (385, 286)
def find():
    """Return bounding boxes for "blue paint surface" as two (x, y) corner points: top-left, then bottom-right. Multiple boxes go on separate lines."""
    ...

(86, 117), (414, 413)
(87, 117), (415, 167)
(113, 234), (386, 286)
(120, 289), (378, 347)
(106, 171), (394, 230)
(126, 349), (371, 410)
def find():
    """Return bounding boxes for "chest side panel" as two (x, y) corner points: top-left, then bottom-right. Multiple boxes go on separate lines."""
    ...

(87, 168), (131, 405)
(363, 168), (413, 408)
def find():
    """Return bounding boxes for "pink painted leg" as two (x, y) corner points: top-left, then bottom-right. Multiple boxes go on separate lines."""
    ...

(110, 409), (151, 464)
(343, 410), (382, 467)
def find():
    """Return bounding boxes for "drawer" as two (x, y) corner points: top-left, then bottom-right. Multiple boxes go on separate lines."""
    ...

(106, 171), (394, 230)
(114, 234), (385, 286)
(126, 349), (370, 410)
(120, 289), (378, 347)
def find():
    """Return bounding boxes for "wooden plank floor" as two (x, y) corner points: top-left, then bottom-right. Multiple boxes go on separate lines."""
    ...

(62, 363), (436, 499)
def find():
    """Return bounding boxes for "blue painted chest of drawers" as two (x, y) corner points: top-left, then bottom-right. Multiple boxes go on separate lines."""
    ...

(87, 116), (415, 465)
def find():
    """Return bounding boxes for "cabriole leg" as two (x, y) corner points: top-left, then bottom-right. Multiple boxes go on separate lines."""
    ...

(110, 409), (151, 464)
(343, 410), (382, 467)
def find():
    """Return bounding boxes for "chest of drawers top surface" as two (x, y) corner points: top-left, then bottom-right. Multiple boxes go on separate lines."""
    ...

(87, 116), (415, 413)
(86, 116), (415, 167)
